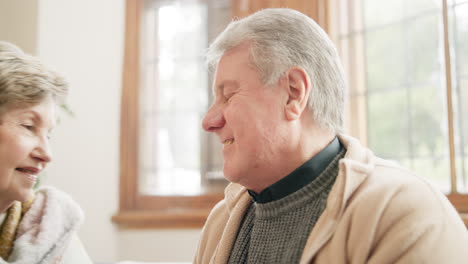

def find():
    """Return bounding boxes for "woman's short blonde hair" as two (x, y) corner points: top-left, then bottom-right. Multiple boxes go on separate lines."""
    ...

(0, 41), (68, 113)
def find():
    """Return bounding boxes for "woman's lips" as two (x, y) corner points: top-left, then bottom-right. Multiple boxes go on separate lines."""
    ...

(16, 168), (39, 182)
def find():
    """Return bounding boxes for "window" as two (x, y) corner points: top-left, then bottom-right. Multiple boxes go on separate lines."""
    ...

(113, 0), (230, 228)
(450, 0), (468, 194)
(114, 0), (330, 228)
(140, 2), (209, 196)
(331, 0), (468, 223)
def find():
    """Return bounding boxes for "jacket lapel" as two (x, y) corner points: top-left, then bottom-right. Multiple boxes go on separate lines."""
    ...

(211, 184), (252, 264)
(300, 135), (374, 263)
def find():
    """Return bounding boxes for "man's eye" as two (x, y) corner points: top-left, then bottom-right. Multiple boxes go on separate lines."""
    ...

(225, 94), (233, 101)
(22, 124), (34, 131)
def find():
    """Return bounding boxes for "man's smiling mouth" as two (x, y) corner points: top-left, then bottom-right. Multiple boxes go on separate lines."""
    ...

(223, 138), (235, 145)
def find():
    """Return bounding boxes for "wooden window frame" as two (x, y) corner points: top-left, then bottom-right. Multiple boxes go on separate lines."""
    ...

(112, 0), (223, 229)
(113, 0), (329, 229)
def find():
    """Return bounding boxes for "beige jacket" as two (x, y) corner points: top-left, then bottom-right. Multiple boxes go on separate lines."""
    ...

(194, 135), (468, 264)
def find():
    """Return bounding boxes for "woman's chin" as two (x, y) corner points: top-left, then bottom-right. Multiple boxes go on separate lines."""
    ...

(15, 188), (34, 203)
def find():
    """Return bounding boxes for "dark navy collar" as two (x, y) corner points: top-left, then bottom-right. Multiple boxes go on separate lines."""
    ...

(248, 137), (342, 204)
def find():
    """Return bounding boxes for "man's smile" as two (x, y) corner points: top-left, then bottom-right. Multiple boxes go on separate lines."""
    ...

(223, 138), (235, 145)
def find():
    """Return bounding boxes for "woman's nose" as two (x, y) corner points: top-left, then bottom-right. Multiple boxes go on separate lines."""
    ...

(32, 138), (53, 164)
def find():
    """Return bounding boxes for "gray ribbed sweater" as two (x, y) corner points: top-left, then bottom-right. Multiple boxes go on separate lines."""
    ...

(228, 149), (345, 263)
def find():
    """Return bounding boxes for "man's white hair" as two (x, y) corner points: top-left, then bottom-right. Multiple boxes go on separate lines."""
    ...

(206, 8), (346, 133)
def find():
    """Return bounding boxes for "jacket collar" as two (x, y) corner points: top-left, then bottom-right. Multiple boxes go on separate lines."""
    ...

(300, 134), (376, 263)
(211, 184), (251, 263)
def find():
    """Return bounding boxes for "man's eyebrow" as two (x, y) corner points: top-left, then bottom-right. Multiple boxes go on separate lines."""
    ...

(216, 80), (239, 93)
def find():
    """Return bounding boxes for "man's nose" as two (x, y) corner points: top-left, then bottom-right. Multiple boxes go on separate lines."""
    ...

(202, 104), (225, 132)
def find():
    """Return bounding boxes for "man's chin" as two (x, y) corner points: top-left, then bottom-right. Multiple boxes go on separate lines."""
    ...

(223, 168), (241, 184)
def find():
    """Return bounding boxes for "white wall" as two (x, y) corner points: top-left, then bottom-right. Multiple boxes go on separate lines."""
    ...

(36, 0), (122, 261)
(0, 0), (38, 54)
(1, 0), (202, 262)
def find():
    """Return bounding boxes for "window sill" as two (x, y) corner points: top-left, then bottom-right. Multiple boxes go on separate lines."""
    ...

(460, 213), (468, 227)
(446, 194), (468, 228)
(112, 208), (214, 229)
(112, 192), (224, 229)
(112, 209), (468, 230)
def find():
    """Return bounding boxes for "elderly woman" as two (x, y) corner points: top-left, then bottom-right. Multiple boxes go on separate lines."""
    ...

(0, 41), (91, 263)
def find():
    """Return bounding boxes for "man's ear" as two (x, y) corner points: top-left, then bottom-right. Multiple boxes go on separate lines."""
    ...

(284, 67), (311, 121)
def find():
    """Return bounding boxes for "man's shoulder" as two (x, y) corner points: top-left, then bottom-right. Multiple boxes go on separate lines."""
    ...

(367, 157), (439, 198)
(347, 158), (457, 225)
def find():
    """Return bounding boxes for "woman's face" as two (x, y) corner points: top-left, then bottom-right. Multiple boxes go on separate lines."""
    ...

(0, 97), (56, 204)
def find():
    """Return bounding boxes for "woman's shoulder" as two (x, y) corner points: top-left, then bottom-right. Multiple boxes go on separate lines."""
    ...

(8, 186), (86, 263)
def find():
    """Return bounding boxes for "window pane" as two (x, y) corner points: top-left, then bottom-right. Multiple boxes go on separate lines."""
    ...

(405, 0), (439, 18)
(139, 1), (207, 195)
(158, 5), (207, 59)
(368, 89), (409, 158)
(365, 25), (406, 91)
(156, 60), (207, 112)
(454, 3), (468, 77)
(412, 157), (451, 192)
(407, 14), (442, 84)
(409, 84), (450, 192)
(452, 3), (468, 192)
(455, 78), (468, 191)
(363, 2), (451, 191)
(140, 112), (203, 195)
(364, 0), (404, 27)
(409, 85), (449, 159)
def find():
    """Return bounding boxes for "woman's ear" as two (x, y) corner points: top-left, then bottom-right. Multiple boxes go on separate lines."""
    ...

(284, 67), (311, 121)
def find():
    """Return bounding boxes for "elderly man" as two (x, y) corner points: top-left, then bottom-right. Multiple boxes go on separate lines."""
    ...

(195, 8), (468, 264)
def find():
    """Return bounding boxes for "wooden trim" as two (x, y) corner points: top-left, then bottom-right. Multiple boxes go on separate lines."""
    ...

(460, 213), (468, 227)
(448, 194), (468, 227)
(113, 193), (223, 228)
(442, 0), (458, 193)
(112, 209), (213, 229)
(135, 193), (224, 210)
(119, 0), (142, 211)
(447, 194), (468, 213)
(317, 0), (329, 32)
(231, 0), (329, 32)
(333, 0), (367, 143)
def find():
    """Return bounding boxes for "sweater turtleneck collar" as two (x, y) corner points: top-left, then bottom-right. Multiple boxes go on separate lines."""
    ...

(248, 137), (342, 204)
